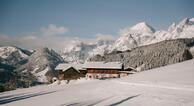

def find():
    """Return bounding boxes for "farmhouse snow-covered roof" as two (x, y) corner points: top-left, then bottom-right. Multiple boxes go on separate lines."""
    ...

(55, 63), (85, 72)
(83, 61), (123, 69)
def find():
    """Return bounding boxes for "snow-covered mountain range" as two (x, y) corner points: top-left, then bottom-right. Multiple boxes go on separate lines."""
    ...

(16, 47), (64, 82)
(0, 46), (64, 91)
(61, 37), (114, 63)
(61, 18), (194, 62)
(0, 17), (194, 88)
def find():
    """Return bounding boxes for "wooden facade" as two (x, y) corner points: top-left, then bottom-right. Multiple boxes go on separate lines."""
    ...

(87, 68), (119, 74)
(86, 68), (120, 79)
(79, 69), (87, 77)
(85, 67), (136, 79)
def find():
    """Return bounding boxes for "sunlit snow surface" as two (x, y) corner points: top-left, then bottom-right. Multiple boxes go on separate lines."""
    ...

(1, 59), (194, 106)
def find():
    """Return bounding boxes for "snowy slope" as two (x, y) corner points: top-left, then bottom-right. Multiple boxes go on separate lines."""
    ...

(116, 59), (194, 87)
(1, 59), (194, 106)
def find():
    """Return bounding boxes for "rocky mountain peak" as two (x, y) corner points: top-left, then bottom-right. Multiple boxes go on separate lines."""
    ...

(0, 46), (32, 67)
(130, 22), (155, 33)
(168, 22), (177, 32)
(0, 46), (28, 59)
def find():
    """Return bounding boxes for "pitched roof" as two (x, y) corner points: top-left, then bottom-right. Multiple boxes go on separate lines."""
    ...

(55, 64), (71, 70)
(83, 61), (123, 69)
(55, 63), (82, 73)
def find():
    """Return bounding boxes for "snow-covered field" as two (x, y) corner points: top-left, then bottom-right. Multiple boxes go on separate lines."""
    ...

(1, 59), (194, 106)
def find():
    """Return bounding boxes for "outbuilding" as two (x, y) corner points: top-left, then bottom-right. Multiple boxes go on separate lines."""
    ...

(55, 64), (83, 80)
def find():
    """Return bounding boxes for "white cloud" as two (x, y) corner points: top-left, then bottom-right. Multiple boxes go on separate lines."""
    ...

(16, 35), (75, 51)
(0, 25), (117, 52)
(41, 24), (69, 36)
(0, 24), (70, 51)
(22, 35), (37, 40)
(96, 33), (117, 41)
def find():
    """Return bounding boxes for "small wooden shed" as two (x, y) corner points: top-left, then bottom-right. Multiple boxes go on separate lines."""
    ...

(119, 66), (137, 77)
(55, 64), (81, 80)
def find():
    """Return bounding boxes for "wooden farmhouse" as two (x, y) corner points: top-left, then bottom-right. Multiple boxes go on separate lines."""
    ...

(55, 62), (136, 80)
(82, 62), (125, 79)
(55, 63), (86, 80)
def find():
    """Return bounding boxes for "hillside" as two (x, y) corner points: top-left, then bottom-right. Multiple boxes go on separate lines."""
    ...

(0, 59), (194, 106)
(0, 47), (65, 92)
(0, 46), (36, 92)
(16, 48), (65, 82)
(0, 46), (32, 67)
(89, 38), (194, 71)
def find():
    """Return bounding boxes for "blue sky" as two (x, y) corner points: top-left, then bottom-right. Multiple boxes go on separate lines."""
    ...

(0, 0), (194, 50)
(1, 0), (194, 38)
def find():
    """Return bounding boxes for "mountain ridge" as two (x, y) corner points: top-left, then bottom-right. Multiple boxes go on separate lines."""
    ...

(61, 17), (194, 63)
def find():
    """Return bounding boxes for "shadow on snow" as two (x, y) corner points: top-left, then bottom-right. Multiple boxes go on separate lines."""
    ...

(0, 90), (57, 105)
(108, 94), (140, 106)
(59, 94), (140, 106)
